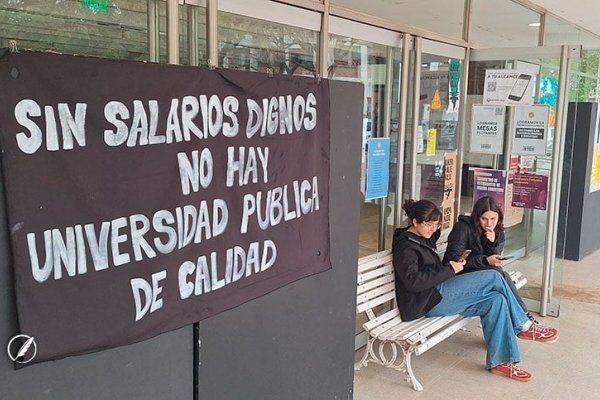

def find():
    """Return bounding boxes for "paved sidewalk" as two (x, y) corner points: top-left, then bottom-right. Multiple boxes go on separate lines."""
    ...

(354, 249), (600, 399)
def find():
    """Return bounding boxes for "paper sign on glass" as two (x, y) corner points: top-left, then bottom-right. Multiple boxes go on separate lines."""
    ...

(483, 69), (534, 106)
(470, 105), (505, 154)
(365, 138), (391, 200)
(511, 105), (550, 156)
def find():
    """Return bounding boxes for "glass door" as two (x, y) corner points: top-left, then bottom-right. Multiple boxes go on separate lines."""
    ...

(402, 39), (466, 249)
(463, 45), (581, 316)
(327, 18), (407, 348)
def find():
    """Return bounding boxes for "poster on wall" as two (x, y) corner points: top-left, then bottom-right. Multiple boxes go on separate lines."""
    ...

(511, 105), (550, 156)
(0, 51), (331, 364)
(427, 128), (437, 156)
(504, 156), (524, 228)
(473, 168), (507, 210)
(483, 69), (534, 106)
(421, 70), (449, 108)
(590, 105), (600, 192)
(365, 138), (390, 200)
(512, 173), (549, 210)
(470, 105), (506, 154)
(441, 152), (457, 231)
(420, 160), (444, 204)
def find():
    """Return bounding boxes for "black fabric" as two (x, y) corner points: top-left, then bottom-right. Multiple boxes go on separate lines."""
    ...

(0, 51), (332, 364)
(442, 215), (505, 272)
(391, 228), (455, 321)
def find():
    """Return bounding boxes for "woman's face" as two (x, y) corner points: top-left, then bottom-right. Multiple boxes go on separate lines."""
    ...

(412, 218), (440, 239)
(479, 210), (499, 232)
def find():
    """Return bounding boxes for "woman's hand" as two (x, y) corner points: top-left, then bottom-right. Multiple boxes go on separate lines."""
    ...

(486, 254), (503, 267)
(484, 228), (496, 243)
(449, 259), (465, 274)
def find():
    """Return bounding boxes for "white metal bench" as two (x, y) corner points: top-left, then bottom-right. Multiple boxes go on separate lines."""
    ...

(355, 249), (527, 391)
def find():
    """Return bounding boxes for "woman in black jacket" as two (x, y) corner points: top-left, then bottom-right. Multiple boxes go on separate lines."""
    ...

(392, 199), (555, 382)
(442, 196), (557, 329)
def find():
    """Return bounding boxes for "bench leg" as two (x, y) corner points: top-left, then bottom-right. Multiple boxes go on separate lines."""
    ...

(355, 336), (377, 370)
(380, 341), (423, 392)
(355, 337), (425, 391)
(402, 347), (424, 392)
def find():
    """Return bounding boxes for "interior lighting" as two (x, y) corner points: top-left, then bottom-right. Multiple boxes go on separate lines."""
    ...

(528, 22), (541, 27)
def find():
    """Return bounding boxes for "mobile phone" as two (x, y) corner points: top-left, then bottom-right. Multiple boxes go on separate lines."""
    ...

(508, 74), (532, 102)
(500, 255), (514, 261)
(458, 249), (471, 262)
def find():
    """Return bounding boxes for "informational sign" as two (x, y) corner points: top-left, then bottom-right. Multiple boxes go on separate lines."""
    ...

(441, 152), (457, 231)
(470, 105), (505, 154)
(473, 168), (507, 210)
(421, 70), (449, 107)
(417, 125), (424, 154)
(483, 69), (534, 106)
(519, 155), (535, 171)
(420, 160), (444, 204)
(512, 173), (549, 210)
(427, 128), (437, 156)
(504, 156), (524, 227)
(511, 105), (550, 155)
(0, 51), (331, 364)
(365, 138), (390, 200)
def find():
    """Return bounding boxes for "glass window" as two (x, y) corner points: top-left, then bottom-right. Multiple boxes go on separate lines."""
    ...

(544, 15), (600, 50)
(544, 16), (600, 103)
(179, 3), (207, 66)
(329, 34), (393, 257)
(330, 0), (466, 40)
(218, 12), (319, 76)
(415, 54), (462, 211)
(471, 0), (540, 48)
(0, 0), (149, 61)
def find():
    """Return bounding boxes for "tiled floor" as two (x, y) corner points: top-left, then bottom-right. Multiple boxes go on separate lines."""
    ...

(353, 248), (600, 399)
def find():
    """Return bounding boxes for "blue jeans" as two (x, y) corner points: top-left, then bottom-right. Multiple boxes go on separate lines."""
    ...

(425, 270), (529, 369)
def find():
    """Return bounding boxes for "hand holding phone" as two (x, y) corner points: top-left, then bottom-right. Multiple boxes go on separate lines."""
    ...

(500, 255), (514, 261)
(458, 249), (471, 262)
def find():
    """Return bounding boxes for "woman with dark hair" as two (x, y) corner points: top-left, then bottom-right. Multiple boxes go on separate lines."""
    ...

(393, 199), (553, 382)
(443, 196), (558, 336)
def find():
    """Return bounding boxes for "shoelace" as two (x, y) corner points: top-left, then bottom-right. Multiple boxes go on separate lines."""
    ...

(507, 363), (528, 377)
(532, 325), (551, 334)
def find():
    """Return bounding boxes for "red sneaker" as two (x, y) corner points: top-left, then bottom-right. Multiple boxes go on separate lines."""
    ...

(489, 363), (532, 382)
(517, 323), (559, 343)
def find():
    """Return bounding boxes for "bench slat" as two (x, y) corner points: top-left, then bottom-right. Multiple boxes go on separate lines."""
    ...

(357, 263), (393, 285)
(357, 273), (394, 295)
(358, 252), (393, 273)
(356, 291), (395, 314)
(357, 281), (394, 303)
(414, 317), (473, 355)
(362, 308), (400, 331)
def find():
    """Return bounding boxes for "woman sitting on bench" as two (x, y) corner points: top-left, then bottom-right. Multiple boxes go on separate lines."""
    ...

(443, 195), (558, 336)
(392, 199), (555, 382)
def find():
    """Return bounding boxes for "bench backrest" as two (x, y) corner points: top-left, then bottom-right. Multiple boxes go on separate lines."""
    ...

(356, 250), (396, 320)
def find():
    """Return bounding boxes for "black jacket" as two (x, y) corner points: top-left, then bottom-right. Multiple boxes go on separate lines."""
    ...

(442, 215), (505, 272)
(391, 227), (456, 321)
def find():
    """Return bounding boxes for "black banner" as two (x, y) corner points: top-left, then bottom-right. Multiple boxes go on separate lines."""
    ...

(0, 51), (331, 363)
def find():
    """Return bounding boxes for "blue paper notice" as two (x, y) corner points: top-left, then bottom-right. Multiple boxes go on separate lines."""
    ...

(365, 138), (391, 200)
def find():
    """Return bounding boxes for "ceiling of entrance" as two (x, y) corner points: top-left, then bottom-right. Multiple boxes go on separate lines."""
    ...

(530, 0), (600, 37)
(332, 0), (600, 48)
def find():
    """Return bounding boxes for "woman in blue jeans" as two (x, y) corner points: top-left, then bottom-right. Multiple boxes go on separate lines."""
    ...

(442, 196), (555, 329)
(392, 199), (556, 382)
